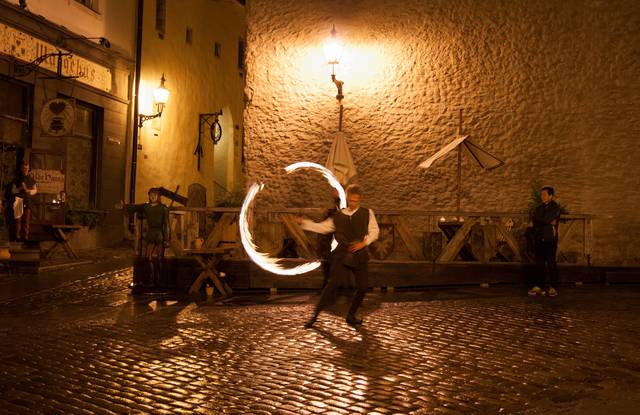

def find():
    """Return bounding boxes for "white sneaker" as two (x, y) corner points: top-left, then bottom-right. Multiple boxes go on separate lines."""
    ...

(528, 286), (543, 296)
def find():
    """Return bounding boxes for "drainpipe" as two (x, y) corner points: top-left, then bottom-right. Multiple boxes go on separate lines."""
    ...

(129, 0), (144, 203)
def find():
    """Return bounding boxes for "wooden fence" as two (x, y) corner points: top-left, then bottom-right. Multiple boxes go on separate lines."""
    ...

(133, 207), (593, 266)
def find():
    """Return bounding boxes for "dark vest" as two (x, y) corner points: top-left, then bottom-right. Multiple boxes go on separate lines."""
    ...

(333, 207), (370, 261)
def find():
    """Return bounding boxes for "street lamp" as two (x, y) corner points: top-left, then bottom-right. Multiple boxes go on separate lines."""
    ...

(324, 25), (345, 131)
(138, 74), (170, 127)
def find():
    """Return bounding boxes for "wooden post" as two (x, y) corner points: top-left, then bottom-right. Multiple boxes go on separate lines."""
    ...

(457, 108), (463, 214)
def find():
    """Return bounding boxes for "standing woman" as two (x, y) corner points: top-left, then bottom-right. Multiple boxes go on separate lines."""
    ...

(12, 161), (37, 242)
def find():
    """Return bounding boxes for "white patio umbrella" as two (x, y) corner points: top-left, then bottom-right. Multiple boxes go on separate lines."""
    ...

(419, 110), (504, 211)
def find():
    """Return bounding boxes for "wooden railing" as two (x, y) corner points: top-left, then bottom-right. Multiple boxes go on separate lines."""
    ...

(132, 207), (594, 266)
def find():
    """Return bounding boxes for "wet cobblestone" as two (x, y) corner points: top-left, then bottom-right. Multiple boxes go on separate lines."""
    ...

(1, 269), (639, 414)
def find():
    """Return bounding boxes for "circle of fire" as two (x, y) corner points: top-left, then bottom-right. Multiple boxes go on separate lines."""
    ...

(239, 162), (346, 275)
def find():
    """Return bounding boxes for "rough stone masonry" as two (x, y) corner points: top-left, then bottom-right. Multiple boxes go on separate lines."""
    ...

(243, 0), (640, 264)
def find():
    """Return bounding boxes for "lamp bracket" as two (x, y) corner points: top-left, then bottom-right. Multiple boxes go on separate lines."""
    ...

(331, 74), (344, 103)
(138, 110), (163, 128)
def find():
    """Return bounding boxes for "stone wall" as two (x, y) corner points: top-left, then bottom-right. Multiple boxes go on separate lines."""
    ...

(243, 0), (640, 264)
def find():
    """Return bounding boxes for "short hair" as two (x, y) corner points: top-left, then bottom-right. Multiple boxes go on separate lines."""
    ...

(541, 186), (555, 196)
(148, 187), (160, 195)
(346, 184), (362, 197)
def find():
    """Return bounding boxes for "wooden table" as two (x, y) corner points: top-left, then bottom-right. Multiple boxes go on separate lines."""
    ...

(44, 224), (82, 260)
(183, 247), (235, 295)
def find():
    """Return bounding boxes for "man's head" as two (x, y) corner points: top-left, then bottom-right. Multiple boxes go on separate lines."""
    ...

(21, 162), (30, 176)
(346, 184), (362, 210)
(148, 187), (160, 203)
(540, 186), (554, 204)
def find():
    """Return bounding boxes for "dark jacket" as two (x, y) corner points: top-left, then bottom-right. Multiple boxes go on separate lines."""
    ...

(532, 200), (561, 241)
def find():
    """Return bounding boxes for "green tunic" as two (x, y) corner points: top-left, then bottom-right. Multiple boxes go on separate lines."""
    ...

(127, 202), (169, 243)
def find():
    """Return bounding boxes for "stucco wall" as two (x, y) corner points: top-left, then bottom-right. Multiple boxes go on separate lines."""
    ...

(243, 0), (640, 264)
(136, 0), (246, 205)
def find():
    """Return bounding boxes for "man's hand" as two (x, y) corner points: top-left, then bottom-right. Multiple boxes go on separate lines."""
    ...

(348, 240), (366, 253)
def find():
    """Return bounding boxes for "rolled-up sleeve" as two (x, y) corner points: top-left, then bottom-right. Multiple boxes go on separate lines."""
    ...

(363, 209), (379, 245)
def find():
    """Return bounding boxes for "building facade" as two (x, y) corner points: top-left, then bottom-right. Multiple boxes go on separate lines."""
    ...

(133, 0), (246, 207)
(0, 0), (136, 246)
(1, 0), (247, 249)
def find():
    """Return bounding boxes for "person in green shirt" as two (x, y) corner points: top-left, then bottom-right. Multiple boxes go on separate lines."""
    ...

(125, 187), (170, 260)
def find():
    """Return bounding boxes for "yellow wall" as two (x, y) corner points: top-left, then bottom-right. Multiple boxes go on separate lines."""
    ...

(136, 0), (245, 205)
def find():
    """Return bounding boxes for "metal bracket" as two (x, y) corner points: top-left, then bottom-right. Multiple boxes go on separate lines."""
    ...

(194, 110), (222, 171)
(199, 111), (223, 144)
(11, 50), (78, 80)
(138, 111), (162, 128)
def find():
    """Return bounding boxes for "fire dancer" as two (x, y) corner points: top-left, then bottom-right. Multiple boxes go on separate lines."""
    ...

(298, 184), (379, 327)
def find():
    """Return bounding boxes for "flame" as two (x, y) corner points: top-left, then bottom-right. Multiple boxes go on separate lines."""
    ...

(285, 161), (345, 251)
(240, 183), (321, 275)
(284, 161), (346, 209)
(238, 162), (346, 275)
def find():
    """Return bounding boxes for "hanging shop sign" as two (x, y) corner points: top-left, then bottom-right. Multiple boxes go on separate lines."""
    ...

(31, 168), (65, 194)
(0, 22), (112, 92)
(40, 98), (75, 136)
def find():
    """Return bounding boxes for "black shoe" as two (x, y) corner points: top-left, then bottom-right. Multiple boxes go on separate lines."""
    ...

(346, 316), (363, 326)
(304, 315), (317, 329)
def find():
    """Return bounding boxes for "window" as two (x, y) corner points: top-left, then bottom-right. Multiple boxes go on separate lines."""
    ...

(156, 0), (166, 39)
(74, 0), (99, 13)
(0, 79), (32, 209)
(66, 100), (101, 208)
(214, 42), (221, 58)
(186, 27), (193, 45)
(0, 78), (31, 147)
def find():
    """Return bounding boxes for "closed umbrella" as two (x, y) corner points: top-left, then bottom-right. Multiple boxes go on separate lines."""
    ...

(326, 131), (357, 185)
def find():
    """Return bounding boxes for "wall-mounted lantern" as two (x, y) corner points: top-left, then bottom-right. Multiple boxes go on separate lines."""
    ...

(325, 25), (345, 131)
(138, 74), (170, 127)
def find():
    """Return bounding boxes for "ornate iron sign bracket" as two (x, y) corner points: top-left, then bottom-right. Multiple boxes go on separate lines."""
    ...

(195, 111), (223, 171)
(11, 50), (78, 80)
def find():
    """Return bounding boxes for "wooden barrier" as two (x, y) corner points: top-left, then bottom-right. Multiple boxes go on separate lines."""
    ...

(140, 207), (595, 266)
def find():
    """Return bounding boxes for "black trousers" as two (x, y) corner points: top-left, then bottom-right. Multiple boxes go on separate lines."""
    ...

(535, 238), (559, 289)
(314, 254), (368, 319)
(321, 257), (331, 288)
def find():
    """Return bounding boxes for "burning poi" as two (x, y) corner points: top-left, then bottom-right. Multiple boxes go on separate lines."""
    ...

(239, 162), (346, 275)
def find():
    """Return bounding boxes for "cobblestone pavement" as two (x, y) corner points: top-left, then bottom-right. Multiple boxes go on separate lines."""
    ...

(1, 268), (639, 414)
